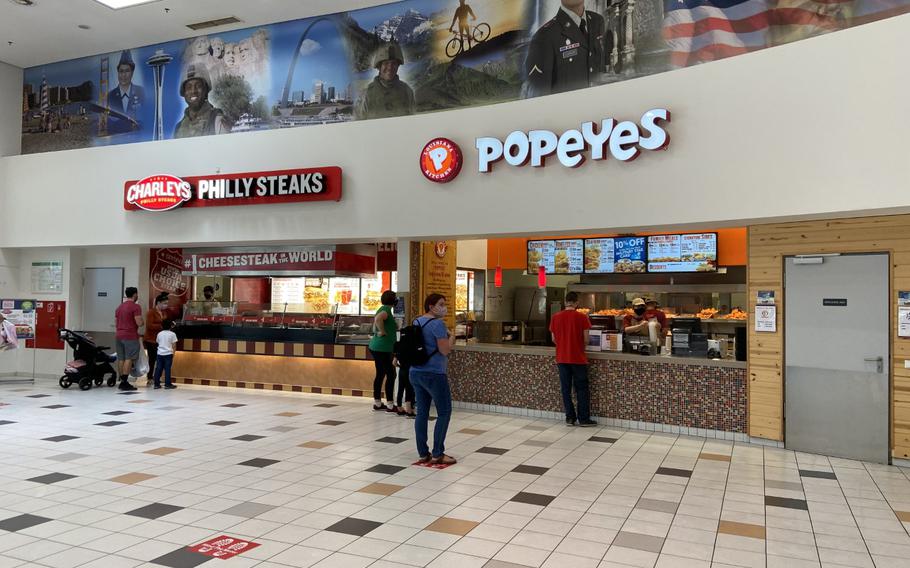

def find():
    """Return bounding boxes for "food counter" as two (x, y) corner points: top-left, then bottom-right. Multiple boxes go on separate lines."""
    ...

(171, 302), (381, 394)
(449, 344), (747, 435)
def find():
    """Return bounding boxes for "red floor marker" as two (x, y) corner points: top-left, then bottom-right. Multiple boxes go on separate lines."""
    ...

(412, 460), (455, 470)
(190, 536), (260, 559)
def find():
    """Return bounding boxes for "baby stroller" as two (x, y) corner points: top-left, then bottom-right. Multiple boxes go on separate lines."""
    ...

(58, 329), (118, 391)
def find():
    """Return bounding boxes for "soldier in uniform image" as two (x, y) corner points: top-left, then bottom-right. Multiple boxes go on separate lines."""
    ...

(107, 50), (144, 133)
(355, 42), (416, 120)
(523, 0), (606, 98)
(174, 65), (231, 138)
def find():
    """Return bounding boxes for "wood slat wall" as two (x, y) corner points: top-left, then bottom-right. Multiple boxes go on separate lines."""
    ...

(749, 215), (910, 458)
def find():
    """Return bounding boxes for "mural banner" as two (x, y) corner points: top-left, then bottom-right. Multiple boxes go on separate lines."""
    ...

(21, 0), (910, 155)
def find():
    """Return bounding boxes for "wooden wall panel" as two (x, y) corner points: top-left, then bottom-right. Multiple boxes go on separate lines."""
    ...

(748, 214), (910, 459)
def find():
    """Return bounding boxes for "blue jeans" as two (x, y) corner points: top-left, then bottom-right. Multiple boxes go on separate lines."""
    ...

(558, 364), (590, 422)
(410, 370), (452, 458)
(153, 354), (174, 387)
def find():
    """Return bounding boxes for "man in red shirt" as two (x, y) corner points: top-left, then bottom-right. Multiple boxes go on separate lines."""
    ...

(549, 292), (596, 427)
(114, 287), (144, 391)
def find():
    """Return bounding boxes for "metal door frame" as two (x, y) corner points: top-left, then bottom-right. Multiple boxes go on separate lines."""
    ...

(82, 267), (124, 331)
(782, 251), (892, 463)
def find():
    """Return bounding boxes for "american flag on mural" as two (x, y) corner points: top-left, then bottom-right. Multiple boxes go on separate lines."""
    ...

(663, 0), (910, 68)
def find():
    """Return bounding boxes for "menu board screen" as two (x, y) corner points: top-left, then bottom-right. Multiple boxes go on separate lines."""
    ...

(583, 237), (646, 273)
(584, 238), (615, 273)
(329, 277), (361, 315)
(553, 239), (583, 274)
(647, 233), (718, 272)
(528, 240), (583, 274)
(613, 237), (647, 273)
(527, 240), (554, 273)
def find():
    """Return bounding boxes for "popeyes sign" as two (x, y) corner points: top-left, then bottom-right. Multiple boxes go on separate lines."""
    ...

(124, 167), (343, 212)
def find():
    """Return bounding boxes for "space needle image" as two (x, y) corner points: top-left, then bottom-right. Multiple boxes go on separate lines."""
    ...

(146, 49), (174, 141)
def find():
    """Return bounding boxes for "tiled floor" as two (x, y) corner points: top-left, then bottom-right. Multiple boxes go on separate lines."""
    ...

(0, 381), (907, 567)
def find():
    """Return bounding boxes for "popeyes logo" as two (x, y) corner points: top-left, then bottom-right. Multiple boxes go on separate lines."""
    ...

(420, 138), (463, 183)
(435, 241), (449, 258)
(126, 174), (192, 212)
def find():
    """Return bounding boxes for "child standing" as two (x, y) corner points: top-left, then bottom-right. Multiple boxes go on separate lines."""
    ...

(153, 319), (179, 390)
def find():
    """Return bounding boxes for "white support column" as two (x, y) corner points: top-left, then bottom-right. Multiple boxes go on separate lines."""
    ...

(396, 240), (411, 293)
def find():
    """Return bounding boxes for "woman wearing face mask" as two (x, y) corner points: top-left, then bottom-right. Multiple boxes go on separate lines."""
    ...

(143, 292), (171, 386)
(622, 297), (660, 340)
(410, 294), (457, 465)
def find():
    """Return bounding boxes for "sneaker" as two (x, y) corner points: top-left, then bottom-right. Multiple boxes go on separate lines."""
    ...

(566, 418), (576, 427)
(578, 419), (598, 428)
(386, 406), (399, 413)
(153, 385), (161, 389)
(431, 454), (457, 465)
(164, 384), (177, 390)
(417, 455), (431, 463)
(373, 403), (388, 411)
(118, 381), (137, 391)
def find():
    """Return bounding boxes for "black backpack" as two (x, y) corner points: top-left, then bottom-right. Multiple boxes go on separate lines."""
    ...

(395, 318), (437, 367)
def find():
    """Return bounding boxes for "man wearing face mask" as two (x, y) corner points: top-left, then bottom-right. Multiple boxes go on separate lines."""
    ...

(355, 42), (416, 120)
(623, 297), (661, 339)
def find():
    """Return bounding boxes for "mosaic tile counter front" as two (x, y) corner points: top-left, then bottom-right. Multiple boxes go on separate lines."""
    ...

(448, 348), (747, 433)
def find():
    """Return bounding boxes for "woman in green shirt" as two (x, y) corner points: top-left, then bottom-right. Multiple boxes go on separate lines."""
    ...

(369, 291), (399, 412)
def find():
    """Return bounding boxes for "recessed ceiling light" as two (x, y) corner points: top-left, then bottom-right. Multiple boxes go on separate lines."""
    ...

(77, 24), (91, 30)
(9, 0), (36, 6)
(91, 0), (161, 9)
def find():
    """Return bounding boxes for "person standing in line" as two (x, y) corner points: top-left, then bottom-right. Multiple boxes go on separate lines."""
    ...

(115, 287), (144, 391)
(549, 291), (597, 427)
(393, 355), (415, 418)
(153, 319), (179, 390)
(143, 292), (169, 386)
(411, 294), (457, 465)
(369, 290), (399, 413)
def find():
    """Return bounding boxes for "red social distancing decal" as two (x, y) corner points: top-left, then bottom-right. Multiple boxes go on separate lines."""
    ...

(420, 138), (463, 183)
(190, 536), (260, 559)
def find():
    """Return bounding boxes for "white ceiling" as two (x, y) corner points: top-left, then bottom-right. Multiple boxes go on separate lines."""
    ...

(0, 0), (392, 68)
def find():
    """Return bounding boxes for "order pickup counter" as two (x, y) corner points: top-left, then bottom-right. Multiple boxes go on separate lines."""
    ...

(449, 344), (748, 437)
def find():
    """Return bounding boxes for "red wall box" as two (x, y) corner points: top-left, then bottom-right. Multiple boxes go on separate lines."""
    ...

(34, 301), (65, 350)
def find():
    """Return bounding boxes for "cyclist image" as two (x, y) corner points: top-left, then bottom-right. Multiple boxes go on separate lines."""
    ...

(449, 0), (477, 51)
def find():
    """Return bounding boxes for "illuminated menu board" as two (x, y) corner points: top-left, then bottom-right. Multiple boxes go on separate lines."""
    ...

(528, 240), (583, 274)
(584, 237), (646, 273)
(553, 239), (583, 274)
(647, 233), (718, 272)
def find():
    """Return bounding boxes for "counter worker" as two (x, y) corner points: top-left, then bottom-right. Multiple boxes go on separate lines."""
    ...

(549, 291), (597, 427)
(644, 299), (669, 337)
(201, 285), (217, 316)
(622, 297), (661, 340)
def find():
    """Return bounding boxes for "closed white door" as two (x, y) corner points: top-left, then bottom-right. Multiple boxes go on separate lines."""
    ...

(784, 254), (889, 463)
(83, 268), (124, 332)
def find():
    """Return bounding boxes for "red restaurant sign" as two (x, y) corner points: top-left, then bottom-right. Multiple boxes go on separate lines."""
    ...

(124, 167), (342, 212)
(181, 246), (375, 277)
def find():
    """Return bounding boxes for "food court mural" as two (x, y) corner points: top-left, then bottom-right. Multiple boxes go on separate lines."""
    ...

(21, 0), (910, 154)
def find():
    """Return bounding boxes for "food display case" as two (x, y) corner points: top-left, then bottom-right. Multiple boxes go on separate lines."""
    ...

(180, 301), (338, 343)
(335, 315), (375, 345)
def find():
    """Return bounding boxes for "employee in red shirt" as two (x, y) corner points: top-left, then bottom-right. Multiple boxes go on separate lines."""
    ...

(549, 291), (597, 427)
(645, 299), (669, 337)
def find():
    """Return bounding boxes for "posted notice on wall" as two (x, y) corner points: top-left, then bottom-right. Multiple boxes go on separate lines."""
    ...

(755, 305), (777, 333)
(31, 261), (63, 294)
(900, 307), (910, 338)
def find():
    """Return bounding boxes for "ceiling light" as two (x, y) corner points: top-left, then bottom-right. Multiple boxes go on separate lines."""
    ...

(77, 24), (91, 30)
(91, 0), (161, 9)
(9, 0), (36, 6)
